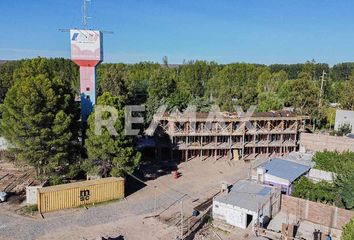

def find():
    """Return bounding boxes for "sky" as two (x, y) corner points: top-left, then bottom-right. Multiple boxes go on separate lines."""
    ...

(0, 0), (354, 65)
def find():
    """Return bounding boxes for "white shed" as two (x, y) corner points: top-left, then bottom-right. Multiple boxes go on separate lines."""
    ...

(335, 109), (354, 133)
(213, 180), (281, 229)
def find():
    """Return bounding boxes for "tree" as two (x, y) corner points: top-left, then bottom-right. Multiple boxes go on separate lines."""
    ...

(313, 151), (354, 209)
(331, 62), (354, 81)
(281, 72), (320, 115)
(176, 60), (219, 99)
(84, 92), (141, 177)
(336, 171), (354, 209)
(340, 70), (354, 110)
(292, 177), (338, 204)
(342, 217), (354, 240)
(313, 151), (354, 174)
(0, 75), (80, 180)
(146, 68), (176, 121)
(206, 63), (262, 111)
(13, 57), (79, 92)
(0, 61), (22, 104)
(98, 63), (128, 104)
(257, 92), (283, 112)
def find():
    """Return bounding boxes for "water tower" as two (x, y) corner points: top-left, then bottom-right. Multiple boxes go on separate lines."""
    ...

(70, 29), (103, 122)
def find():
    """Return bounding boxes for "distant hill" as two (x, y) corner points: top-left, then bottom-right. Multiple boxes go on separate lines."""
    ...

(0, 60), (8, 65)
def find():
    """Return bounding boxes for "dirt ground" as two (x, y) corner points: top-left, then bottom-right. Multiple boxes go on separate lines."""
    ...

(0, 157), (250, 240)
(36, 214), (179, 240)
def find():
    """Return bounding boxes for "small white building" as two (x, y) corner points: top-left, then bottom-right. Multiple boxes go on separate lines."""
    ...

(0, 137), (10, 150)
(212, 180), (281, 230)
(335, 109), (354, 133)
(252, 158), (311, 195)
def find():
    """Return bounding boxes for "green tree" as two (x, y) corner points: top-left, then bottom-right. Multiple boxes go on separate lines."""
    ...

(342, 217), (354, 240)
(313, 151), (354, 174)
(282, 72), (320, 115)
(13, 57), (79, 92)
(98, 63), (128, 104)
(0, 75), (80, 180)
(340, 70), (354, 110)
(292, 177), (338, 204)
(176, 60), (219, 99)
(146, 68), (176, 121)
(331, 62), (354, 81)
(327, 81), (345, 103)
(0, 61), (22, 103)
(124, 62), (160, 105)
(84, 92), (141, 177)
(206, 63), (262, 111)
(257, 92), (283, 112)
(336, 170), (354, 209)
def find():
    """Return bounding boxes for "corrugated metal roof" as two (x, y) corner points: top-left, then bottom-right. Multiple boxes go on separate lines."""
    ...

(261, 158), (310, 183)
(38, 177), (124, 193)
(214, 180), (274, 212)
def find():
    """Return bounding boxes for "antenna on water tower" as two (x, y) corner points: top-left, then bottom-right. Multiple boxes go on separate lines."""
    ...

(82, 0), (91, 29)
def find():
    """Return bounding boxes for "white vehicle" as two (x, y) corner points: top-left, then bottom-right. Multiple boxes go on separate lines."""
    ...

(0, 192), (7, 202)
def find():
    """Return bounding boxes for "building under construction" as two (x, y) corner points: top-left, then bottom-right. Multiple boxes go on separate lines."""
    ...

(152, 111), (309, 161)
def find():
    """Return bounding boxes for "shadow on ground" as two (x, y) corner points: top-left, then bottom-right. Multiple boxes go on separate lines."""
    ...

(125, 161), (178, 197)
(102, 235), (124, 240)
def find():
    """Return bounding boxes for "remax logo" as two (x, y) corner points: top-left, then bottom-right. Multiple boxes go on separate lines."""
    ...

(72, 33), (79, 41)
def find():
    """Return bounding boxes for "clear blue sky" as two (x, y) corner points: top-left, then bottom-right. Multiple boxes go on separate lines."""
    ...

(0, 0), (353, 65)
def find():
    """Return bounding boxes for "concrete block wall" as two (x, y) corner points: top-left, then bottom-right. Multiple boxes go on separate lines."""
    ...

(26, 185), (42, 205)
(300, 133), (354, 152)
(281, 195), (354, 229)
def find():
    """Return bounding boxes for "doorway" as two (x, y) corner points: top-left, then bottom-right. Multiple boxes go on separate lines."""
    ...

(246, 214), (253, 228)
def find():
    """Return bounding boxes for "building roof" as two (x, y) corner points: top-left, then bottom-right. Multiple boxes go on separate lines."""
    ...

(261, 158), (310, 183)
(214, 180), (274, 212)
(158, 110), (309, 121)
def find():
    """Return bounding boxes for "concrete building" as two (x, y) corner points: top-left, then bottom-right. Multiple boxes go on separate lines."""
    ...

(253, 158), (310, 195)
(212, 180), (281, 229)
(334, 109), (354, 133)
(152, 110), (308, 161)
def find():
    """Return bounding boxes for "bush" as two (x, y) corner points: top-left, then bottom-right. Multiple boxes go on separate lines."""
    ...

(292, 177), (338, 204)
(342, 218), (354, 240)
(313, 151), (354, 174)
(22, 205), (38, 215)
(337, 123), (352, 136)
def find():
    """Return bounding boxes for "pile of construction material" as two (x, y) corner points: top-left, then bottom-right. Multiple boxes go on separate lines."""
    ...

(0, 160), (38, 203)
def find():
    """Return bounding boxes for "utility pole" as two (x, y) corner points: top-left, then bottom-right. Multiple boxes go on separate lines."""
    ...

(319, 70), (326, 107)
